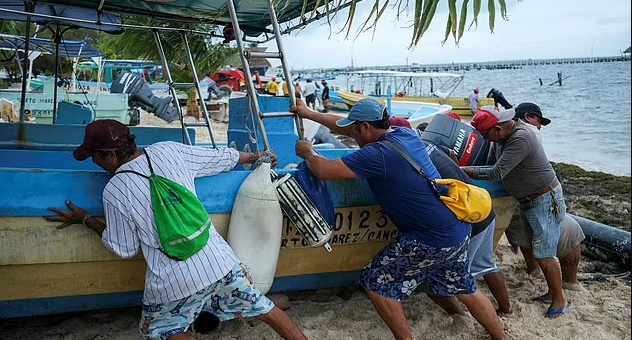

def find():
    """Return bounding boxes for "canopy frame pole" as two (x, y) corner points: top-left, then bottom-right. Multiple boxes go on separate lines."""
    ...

(264, 0), (304, 140)
(152, 30), (191, 145)
(52, 24), (60, 124)
(18, 1), (35, 124)
(225, 0), (270, 150)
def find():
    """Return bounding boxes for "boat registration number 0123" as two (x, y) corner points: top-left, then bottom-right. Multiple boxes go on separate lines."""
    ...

(281, 206), (398, 249)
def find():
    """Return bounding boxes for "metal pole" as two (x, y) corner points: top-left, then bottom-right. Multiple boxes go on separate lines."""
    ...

(180, 32), (217, 148)
(225, 0), (270, 150)
(18, 1), (35, 124)
(52, 25), (60, 124)
(152, 30), (192, 145)
(265, 0), (304, 140)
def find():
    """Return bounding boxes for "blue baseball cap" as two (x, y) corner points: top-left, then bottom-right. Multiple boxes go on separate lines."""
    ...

(336, 99), (387, 127)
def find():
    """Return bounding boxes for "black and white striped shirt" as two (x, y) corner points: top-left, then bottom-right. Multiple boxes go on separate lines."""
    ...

(101, 141), (240, 304)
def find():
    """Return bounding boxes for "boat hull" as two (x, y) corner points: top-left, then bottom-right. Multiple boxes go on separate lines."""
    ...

(0, 148), (514, 319)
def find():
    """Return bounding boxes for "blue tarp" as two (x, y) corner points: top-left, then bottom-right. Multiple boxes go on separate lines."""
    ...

(0, 34), (104, 58)
(0, 0), (123, 34)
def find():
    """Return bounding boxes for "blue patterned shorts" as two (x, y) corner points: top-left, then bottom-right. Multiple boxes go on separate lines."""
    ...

(360, 234), (475, 301)
(139, 262), (274, 340)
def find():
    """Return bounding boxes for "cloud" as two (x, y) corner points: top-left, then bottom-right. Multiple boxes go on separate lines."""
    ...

(264, 0), (631, 69)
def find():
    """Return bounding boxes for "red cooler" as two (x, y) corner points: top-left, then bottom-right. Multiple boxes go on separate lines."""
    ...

(421, 114), (490, 166)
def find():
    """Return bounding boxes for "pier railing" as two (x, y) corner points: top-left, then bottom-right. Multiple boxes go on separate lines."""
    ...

(293, 55), (631, 75)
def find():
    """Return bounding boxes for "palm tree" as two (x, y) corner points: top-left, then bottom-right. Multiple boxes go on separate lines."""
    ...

(98, 16), (237, 82)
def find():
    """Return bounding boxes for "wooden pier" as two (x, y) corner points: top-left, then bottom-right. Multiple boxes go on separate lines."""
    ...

(293, 55), (631, 75)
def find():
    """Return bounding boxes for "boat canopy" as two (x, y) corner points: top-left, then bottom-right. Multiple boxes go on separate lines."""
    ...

(0, 0), (350, 36)
(0, 33), (105, 58)
(344, 70), (464, 79)
(0, 0), (123, 33)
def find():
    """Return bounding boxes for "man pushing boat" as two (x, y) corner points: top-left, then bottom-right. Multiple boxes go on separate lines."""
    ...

(45, 119), (308, 340)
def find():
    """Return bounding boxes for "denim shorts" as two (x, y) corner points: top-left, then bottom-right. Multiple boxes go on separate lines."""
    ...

(360, 233), (475, 300)
(468, 219), (499, 278)
(139, 263), (274, 340)
(519, 185), (566, 258)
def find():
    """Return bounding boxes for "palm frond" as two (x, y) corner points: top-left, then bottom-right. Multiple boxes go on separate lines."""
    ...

(307, 0), (510, 47)
(97, 16), (237, 82)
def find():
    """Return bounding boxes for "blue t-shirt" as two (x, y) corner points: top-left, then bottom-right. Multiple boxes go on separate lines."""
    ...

(341, 127), (471, 247)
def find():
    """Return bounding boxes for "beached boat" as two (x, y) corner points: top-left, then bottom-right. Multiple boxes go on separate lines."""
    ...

(0, 0), (518, 319)
(338, 91), (453, 128)
(337, 70), (495, 116)
(0, 79), (131, 124)
(0, 34), (132, 124)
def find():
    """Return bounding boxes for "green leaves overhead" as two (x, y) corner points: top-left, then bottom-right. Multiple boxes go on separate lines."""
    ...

(300, 0), (513, 47)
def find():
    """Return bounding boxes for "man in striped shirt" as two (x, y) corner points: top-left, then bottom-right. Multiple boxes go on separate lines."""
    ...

(46, 120), (308, 340)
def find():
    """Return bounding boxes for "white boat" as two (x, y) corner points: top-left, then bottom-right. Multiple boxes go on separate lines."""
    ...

(337, 90), (452, 128)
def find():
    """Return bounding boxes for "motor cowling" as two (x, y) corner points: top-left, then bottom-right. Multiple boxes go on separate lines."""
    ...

(111, 71), (179, 123)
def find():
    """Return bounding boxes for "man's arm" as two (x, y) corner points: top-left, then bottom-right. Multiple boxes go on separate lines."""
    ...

(296, 140), (357, 180)
(464, 136), (529, 180)
(291, 99), (353, 136)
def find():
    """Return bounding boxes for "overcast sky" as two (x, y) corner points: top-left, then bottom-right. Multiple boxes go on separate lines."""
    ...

(264, 0), (631, 69)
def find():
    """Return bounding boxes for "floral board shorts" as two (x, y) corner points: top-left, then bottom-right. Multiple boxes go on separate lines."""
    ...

(360, 233), (475, 301)
(139, 262), (274, 340)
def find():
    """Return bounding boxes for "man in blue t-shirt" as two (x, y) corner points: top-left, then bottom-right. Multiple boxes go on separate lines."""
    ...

(292, 99), (504, 340)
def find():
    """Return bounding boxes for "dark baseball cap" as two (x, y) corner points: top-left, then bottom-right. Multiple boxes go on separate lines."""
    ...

(514, 102), (551, 126)
(73, 119), (132, 161)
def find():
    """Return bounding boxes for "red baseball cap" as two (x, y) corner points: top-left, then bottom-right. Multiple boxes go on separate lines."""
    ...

(389, 116), (411, 128)
(471, 106), (515, 134)
(445, 112), (461, 121)
(73, 119), (132, 161)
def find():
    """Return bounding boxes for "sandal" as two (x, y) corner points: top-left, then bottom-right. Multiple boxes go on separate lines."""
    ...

(545, 301), (573, 319)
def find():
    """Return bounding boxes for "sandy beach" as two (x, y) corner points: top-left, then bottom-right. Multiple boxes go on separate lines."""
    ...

(1, 110), (629, 340)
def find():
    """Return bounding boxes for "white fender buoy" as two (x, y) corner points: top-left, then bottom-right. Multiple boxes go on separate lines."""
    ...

(227, 161), (282, 294)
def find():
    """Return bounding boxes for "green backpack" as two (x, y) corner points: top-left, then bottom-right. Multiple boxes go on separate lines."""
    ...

(117, 149), (211, 261)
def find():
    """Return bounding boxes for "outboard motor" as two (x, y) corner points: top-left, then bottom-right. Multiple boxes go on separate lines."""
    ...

(486, 88), (513, 109)
(111, 71), (179, 123)
(206, 79), (230, 100)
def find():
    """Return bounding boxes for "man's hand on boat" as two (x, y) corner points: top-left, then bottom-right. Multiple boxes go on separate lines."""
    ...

(45, 200), (90, 230)
(295, 139), (315, 159)
(290, 99), (314, 119)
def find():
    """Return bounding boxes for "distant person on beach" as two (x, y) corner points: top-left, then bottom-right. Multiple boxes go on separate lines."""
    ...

(292, 98), (505, 340)
(265, 77), (278, 96)
(45, 120), (308, 340)
(463, 106), (572, 319)
(293, 82), (302, 99)
(303, 79), (317, 110)
(469, 88), (480, 114)
(390, 117), (512, 315)
(282, 81), (289, 97)
(506, 102), (586, 291)
(321, 80), (330, 113)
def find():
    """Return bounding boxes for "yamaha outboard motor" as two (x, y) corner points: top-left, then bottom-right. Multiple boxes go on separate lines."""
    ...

(111, 71), (179, 123)
(487, 88), (513, 109)
(206, 79), (230, 100)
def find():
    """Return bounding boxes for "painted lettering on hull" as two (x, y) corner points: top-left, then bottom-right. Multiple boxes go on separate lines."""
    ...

(280, 206), (397, 249)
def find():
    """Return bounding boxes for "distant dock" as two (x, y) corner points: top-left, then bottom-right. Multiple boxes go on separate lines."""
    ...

(293, 55), (631, 75)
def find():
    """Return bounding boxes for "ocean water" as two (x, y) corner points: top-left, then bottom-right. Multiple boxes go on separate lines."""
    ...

(323, 61), (632, 176)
